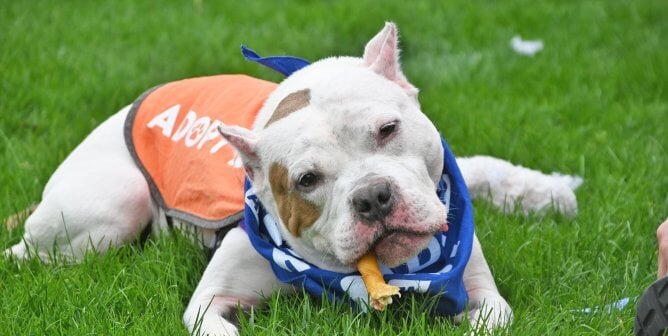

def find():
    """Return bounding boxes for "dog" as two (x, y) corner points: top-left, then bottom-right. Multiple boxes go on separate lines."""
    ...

(4, 23), (582, 335)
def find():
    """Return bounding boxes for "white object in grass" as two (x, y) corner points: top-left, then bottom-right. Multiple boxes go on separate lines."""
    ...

(511, 35), (544, 56)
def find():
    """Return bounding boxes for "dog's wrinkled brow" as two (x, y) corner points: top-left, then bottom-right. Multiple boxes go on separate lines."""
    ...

(265, 89), (310, 127)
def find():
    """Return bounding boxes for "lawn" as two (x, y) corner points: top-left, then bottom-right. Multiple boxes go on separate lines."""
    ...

(1, 0), (666, 335)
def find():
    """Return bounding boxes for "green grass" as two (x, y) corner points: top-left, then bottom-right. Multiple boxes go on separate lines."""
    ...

(1, 0), (666, 335)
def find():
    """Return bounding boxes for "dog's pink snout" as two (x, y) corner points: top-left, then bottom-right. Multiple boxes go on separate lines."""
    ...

(352, 181), (394, 222)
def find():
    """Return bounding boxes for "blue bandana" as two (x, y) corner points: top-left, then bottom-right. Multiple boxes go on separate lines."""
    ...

(242, 138), (474, 316)
(240, 47), (473, 315)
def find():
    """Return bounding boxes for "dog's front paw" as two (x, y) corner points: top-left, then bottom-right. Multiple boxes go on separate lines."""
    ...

(461, 291), (513, 334)
(4, 242), (37, 262)
(190, 316), (239, 336)
(184, 302), (241, 336)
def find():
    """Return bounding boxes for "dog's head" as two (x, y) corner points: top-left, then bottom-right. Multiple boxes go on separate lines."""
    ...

(219, 23), (446, 272)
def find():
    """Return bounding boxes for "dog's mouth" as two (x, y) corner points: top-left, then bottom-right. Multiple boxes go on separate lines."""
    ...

(364, 224), (446, 267)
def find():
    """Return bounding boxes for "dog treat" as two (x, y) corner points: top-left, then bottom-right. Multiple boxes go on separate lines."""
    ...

(357, 251), (400, 311)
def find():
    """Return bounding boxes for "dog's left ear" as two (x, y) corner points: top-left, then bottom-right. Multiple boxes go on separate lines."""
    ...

(217, 124), (262, 182)
(363, 22), (419, 98)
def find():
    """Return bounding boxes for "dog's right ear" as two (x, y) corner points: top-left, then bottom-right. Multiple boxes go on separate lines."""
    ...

(217, 124), (261, 182)
(363, 22), (419, 98)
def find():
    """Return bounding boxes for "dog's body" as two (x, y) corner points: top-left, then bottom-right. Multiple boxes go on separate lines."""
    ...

(4, 23), (582, 335)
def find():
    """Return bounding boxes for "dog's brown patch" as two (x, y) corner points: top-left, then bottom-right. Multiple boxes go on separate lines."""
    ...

(265, 89), (310, 127)
(269, 163), (320, 236)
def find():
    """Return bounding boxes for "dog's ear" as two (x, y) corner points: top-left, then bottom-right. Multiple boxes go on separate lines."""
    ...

(363, 22), (419, 98)
(217, 124), (261, 182)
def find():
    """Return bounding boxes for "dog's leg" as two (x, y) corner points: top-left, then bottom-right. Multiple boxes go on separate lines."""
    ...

(457, 155), (582, 216)
(4, 106), (152, 261)
(184, 227), (293, 336)
(458, 234), (512, 332)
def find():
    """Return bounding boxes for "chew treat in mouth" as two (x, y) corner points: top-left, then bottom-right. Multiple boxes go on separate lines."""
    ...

(356, 251), (401, 311)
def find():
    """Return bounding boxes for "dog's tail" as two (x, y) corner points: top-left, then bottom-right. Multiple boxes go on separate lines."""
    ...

(5, 203), (38, 230)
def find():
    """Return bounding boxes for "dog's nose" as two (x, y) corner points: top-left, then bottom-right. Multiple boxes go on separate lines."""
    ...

(352, 181), (394, 221)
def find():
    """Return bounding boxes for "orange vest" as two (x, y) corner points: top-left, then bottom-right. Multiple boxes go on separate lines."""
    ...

(124, 75), (277, 229)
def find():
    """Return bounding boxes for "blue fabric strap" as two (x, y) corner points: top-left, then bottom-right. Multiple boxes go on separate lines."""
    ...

(241, 45), (311, 77)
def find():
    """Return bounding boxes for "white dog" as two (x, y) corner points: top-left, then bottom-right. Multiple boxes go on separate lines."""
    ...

(4, 23), (581, 335)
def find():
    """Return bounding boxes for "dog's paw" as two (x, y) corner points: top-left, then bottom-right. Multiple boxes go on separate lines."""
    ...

(4, 243), (29, 261)
(190, 317), (239, 336)
(184, 296), (252, 336)
(457, 291), (513, 334)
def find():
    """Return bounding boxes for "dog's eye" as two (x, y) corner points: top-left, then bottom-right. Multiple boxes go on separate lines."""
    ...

(379, 121), (398, 140)
(297, 172), (319, 190)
